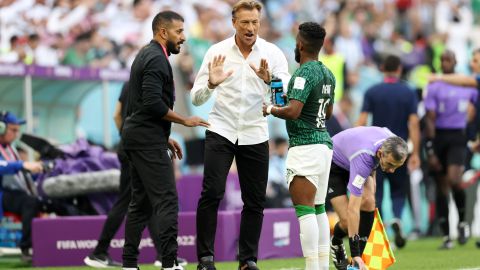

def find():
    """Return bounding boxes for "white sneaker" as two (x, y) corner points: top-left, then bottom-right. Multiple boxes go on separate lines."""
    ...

(154, 257), (188, 267)
(161, 265), (183, 270)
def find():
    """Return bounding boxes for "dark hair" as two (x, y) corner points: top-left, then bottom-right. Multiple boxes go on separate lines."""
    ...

(382, 55), (402, 72)
(75, 31), (92, 42)
(152, 11), (184, 35)
(10, 35), (18, 44)
(28, 33), (40, 41)
(298, 22), (326, 54)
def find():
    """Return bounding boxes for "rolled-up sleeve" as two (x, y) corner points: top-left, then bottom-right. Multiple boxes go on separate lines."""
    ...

(270, 45), (290, 91)
(190, 48), (215, 106)
(142, 55), (169, 118)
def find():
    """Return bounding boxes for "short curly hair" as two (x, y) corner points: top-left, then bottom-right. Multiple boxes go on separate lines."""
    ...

(298, 22), (326, 54)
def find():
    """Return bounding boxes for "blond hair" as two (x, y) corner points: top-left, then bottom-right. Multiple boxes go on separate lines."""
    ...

(232, 0), (262, 18)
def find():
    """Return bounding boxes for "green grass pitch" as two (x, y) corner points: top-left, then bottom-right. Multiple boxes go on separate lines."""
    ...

(1, 237), (479, 270)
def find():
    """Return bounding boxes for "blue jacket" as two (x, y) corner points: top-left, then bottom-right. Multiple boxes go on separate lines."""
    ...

(0, 154), (24, 219)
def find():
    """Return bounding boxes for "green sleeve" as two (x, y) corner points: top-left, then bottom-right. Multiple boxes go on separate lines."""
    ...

(288, 73), (314, 103)
(330, 73), (336, 104)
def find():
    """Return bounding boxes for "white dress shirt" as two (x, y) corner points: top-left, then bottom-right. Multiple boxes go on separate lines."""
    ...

(191, 36), (290, 145)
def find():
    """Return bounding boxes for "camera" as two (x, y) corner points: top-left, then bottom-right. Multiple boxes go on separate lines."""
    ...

(42, 161), (55, 173)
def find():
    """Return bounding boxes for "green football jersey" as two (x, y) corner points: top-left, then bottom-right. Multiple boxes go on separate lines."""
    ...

(286, 61), (336, 148)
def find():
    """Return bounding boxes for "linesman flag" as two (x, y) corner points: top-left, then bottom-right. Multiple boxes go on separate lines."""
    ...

(362, 208), (396, 269)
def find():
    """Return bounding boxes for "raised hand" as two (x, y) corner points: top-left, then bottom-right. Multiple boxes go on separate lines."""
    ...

(183, 116), (210, 128)
(249, 58), (271, 83)
(208, 55), (233, 88)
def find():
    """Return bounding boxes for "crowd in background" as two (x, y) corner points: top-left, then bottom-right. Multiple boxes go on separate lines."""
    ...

(2, 0), (480, 120)
(2, 0), (480, 241)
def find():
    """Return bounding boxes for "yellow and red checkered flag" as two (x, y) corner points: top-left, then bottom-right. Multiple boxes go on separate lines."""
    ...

(362, 208), (396, 270)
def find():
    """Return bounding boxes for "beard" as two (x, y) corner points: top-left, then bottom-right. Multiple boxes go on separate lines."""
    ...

(294, 47), (300, 63)
(167, 40), (181, 55)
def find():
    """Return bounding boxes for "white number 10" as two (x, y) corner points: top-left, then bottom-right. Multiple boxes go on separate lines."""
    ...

(316, 98), (330, 128)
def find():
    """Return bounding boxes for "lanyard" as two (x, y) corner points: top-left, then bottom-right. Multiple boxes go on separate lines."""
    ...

(0, 144), (17, 161)
(384, 77), (398, 84)
(0, 144), (36, 195)
(160, 44), (169, 60)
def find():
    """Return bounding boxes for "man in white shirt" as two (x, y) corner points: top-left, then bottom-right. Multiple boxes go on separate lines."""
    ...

(190, 1), (289, 269)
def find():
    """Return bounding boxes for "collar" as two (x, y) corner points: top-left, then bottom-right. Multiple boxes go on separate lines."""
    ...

(384, 76), (398, 83)
(151, 40), (169, 59)
(230, 35), (261, 52)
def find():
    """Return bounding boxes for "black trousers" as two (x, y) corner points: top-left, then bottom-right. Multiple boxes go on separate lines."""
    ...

(94, 145), (162, 259)
(2, 189), (40, 250)
(122, 148), (178, 268)
(196, 131), (269, 263)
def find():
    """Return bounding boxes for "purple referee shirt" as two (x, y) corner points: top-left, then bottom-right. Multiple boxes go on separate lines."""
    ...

(332, 126), (396, 196)
(424, 81), (478, 129)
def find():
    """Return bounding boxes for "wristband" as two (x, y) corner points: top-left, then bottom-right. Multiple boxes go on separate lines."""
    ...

(425, 139), (435, 156)
(208, 80), (218, 89)
(266, 105), (274, 115)
(349, 234), (361, 258)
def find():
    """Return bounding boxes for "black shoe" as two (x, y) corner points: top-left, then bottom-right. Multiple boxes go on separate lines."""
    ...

(238, 260), (259, 270)
(476, 240), (480, 248)
(391, 220), (406, 248)
(330, 241), (348, 270)
(439, 236), (453, 250)
(84, 253), (122, 268)
(197, 256), (216, 270)
(457, 222), (470, 245)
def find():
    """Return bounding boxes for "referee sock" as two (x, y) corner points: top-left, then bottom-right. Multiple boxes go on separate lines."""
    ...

(436, 191), (450, 237)
(315, 204), (329, 269)
(332, 222), (347, 245)
(359, 210), (374, 253)
(295, 205), (318, 270)
(452, 186), (466, 222)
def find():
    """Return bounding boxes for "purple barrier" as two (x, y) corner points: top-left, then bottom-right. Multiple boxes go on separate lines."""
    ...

(258, 209), (302, 259)
(0, 63), (129, 81)
(177, 174), (243, 212)
(32, 211), (239, 267)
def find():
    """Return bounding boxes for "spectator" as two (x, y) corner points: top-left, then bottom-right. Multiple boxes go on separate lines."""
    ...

(266, 137), (290, 208)
(61, 31), (92, 67)
(356, 55), (421, 249)
(0, 111), (44, 263)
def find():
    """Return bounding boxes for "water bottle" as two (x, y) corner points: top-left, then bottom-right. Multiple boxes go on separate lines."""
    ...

(270, 76), (286, 106)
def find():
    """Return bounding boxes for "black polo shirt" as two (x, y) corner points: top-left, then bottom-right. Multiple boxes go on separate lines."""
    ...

(121, 40), (174, 149)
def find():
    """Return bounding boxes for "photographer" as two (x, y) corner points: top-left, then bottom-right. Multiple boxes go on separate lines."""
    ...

(0, 111), (43, 263)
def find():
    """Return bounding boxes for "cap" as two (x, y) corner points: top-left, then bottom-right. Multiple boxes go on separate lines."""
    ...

(1, 111), (26, 125)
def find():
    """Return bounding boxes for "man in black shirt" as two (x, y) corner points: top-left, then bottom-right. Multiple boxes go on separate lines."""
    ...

(121, 11), (209, 270)
(84, 82), (187, 268)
